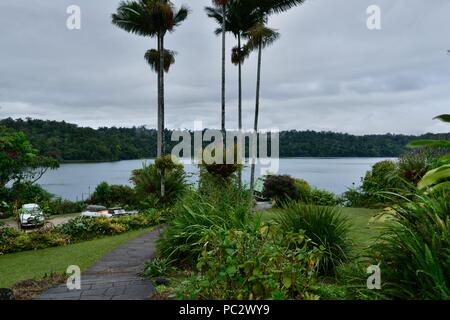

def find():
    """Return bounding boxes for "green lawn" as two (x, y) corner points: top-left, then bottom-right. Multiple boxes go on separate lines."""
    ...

(0, 228), (151, 288)
(257, 207), (384, 253)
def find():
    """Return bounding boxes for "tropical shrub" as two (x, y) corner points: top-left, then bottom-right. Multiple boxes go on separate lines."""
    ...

(263, 175), (300, 204)
(308, 188), (340, 206)
(275, 203), (352, 276)
(144, 257), (175, 278)
(175, 225), (322, 300)
(131, 160), (187, 208)
(368, 192), (450, 299)
(0, 227), (68, 255)
(397, 152), (433, 185)
(42, 198), (86, 216)
(89, 182), (136, 207)
(157, 185), (250, 265)
(294, 179), (312, 202)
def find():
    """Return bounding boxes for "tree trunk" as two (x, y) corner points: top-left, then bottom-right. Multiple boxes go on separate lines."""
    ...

(156, 33), (162, 159)
(160, 34), (166, 198)
(237, 33), (242, 188)
(249, 43), (262, 213)
(221, 4), (226, 138)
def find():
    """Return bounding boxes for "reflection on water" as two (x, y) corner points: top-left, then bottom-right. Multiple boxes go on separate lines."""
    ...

(38, 158), (393, 201)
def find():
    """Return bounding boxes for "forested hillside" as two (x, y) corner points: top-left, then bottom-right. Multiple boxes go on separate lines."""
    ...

(1, 118), (448, 161)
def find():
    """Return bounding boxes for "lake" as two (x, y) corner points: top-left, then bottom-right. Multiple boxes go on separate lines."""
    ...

(38, 158), (392, 201)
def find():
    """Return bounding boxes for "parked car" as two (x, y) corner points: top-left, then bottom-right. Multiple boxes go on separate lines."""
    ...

(108, 207), (126, 217)
(19, 204), (45, 228)
(81, 205), (112, 218)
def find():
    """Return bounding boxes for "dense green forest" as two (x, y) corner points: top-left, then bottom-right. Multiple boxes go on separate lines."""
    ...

(1, 118), (449, 161)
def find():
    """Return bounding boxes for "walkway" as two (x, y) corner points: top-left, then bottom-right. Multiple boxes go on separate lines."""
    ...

(37, 228), (161, 300)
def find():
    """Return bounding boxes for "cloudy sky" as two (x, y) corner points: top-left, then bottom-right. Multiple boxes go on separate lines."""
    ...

(0, 0), (449, 135)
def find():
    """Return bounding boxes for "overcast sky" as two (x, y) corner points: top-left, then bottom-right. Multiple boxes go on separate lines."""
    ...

(0, 0), (449, 135)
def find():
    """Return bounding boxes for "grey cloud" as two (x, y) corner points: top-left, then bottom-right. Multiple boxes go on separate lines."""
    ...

(0, 0), (450, 134)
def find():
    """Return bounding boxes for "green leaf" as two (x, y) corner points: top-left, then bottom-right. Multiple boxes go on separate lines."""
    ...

(418, 165), (450, 189)
(429, 181), (450, 192)
(434, 114), (450, 123)
(437, 154), (450, 165)
(282, 272), (292, 289)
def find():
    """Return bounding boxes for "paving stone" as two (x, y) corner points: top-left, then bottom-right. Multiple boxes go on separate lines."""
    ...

(37, 228), (159, 300)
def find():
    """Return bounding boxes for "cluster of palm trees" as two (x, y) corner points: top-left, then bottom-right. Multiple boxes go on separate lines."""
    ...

(206, 0), (306, 206)
(111, 0), (306, 206)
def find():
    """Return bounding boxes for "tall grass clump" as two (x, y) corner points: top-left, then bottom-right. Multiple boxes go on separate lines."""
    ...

(368, 191), (449, 299)
(275, 203), (352, 276)
(157, 184), (251, 265)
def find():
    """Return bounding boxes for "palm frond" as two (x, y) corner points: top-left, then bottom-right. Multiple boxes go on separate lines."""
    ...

(244, 22), (280, 51)
(145, 48), (176, 73)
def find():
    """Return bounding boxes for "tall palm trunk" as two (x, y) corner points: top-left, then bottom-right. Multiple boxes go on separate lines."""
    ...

(159, 33), (166, 198)
(249, 43), (262, 212)
(156, 33), (162, 159)
(237, 33), (242, 188)
(221, 4), (226, 139)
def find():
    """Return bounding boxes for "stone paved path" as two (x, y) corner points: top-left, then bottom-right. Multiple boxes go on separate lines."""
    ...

(37, 228), (161, 300)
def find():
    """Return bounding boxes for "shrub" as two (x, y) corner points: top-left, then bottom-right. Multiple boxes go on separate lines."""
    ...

(294, 179), (312, 202)
(157, 186), (250, 265)
(368, 191), (450, 299)
(175, 226), (322, 300)
(89, 182), (136, 208)
(275, 203), (352, 276)
(42, 198), (86, 216)
(131, 160), (187, 208)
(263, 175), (300, 204)
(0, 227), (68, 254)
(398, 152), (434, 185)
(144, 257), (175, 278)
(308, 188), (340, 206)
(7, 182), (52, 206)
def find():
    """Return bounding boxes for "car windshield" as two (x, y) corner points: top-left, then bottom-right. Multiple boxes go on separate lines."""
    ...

(23, 207), (41, 214)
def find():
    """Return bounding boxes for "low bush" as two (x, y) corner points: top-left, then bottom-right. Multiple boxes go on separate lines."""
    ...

(275, 203), (352, 276)
(0, 227), (69, 255)
(308, 188), (340, 206)
(89, 182), (136, 208)
(144, 257), (176, 278)
(175, 225), (322, 300)
(263, 175), (300, 204)
(368, 191), (450, 300)
(157, 185), (250, 265)
(0, 213), (158, 255)
(42, 198), (86, 216)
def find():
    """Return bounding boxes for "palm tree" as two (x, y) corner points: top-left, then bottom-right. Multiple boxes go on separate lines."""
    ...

(207, 0), (229, 137)
(112, 0), (188, 197)
(206, 1), (257, 187)
(245, 23), (279, 209)
(245, 0), (306, 209)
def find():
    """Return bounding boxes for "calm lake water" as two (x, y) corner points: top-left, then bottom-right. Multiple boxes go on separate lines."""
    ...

(38, 158), (392, 201)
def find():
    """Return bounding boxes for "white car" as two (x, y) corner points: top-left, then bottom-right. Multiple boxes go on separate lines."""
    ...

(81, 205), (112, 218)
(19, 204), (45, 228)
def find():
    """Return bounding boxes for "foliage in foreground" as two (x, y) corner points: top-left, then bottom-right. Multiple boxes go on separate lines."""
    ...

(275, 203), (353, 276)
(157, 185), (251, 265)
(175, 225), (322, 300)
(368, 192), (450, 300)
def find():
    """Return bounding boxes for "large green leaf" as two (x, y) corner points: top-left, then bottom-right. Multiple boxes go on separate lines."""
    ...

(407, 140), (450, 149)
(418, 165), (450, 189)
(434, 114), (450, 123)
(429, 181), (450, 192)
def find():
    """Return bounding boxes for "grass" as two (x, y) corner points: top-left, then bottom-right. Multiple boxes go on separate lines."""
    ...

(0, 228), (151, 288)
(258, 206), (384, 253)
